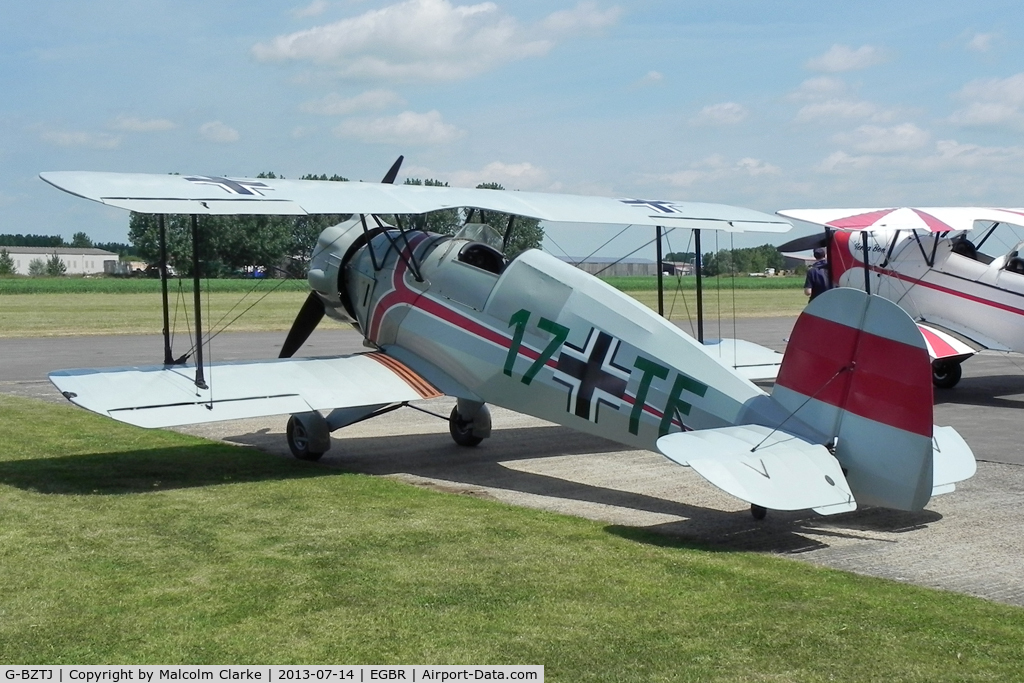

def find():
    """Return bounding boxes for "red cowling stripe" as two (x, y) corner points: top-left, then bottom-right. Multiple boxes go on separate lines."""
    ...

(776, 314), (933, 437)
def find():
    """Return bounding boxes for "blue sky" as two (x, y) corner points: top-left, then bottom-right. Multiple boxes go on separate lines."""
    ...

(3, 0), (1024, 257)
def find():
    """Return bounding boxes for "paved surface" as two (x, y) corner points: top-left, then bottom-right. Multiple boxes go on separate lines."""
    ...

(2, 320), (1023, 607)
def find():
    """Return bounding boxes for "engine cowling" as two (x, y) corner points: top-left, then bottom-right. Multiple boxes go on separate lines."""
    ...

(306, 217), (367, 323)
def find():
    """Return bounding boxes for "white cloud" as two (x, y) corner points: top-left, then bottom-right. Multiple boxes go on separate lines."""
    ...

(39, 129), (120, 149)
(788, 76), (848, 101)
(541, 2), (621, 34)
(816, 138), (1024, 175)
(333, 110), (463, 144)
(448, 161), (549, 189)
(795, 98), (892, 123)
(950, 73), (1024, 130)
(252, 0), (621, 81)
(111, 115), (177, 132)
(832, 123), (930, 154)
(690, 102), (748, 126)
(636, 70), (663, 86)
(293, 0), (329, 19)
(649, 155), (780, 188)
(301, 89), (406, 115)
(965, 32), (996, 53)
(806, 44), (888, 73)
(199, 121), (240, 143)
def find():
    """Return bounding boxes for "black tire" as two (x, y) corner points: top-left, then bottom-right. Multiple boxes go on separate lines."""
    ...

(750, 504), (767, 521)
(287, 414), (326, 461)
(932, 361), (962, 389)
(449, 406), (483, 447)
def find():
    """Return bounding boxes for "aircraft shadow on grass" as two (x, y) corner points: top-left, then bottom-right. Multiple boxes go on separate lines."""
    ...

(0, 443), (334, 496)
(229, 422), (944, 555)
(0, 419), (942, 556)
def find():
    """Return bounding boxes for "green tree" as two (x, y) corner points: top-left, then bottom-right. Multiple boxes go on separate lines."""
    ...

(70, 231), (93, 248)
(28, 258), (46, 277)
(470, 182), (544, 257)
(45, 252), (67, 276)
(403, 178), (460, 234)
(0, 249), (15, 275)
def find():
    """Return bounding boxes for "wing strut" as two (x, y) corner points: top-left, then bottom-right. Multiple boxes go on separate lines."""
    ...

(190, 214), (207, 390)
(694, 228), (704, 343)
(159, 214), (174, 365)
(655, 226), (664, 316)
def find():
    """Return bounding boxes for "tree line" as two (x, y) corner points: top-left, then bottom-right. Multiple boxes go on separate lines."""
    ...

(0, 232), (134, 255)
(665, 245), (788, 276)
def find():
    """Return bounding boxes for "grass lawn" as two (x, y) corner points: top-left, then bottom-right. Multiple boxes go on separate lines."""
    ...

(0, 394), (1022, 678)
(0, 277), (805, 337)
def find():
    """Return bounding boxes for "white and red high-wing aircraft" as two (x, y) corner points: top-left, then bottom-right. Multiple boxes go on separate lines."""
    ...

(41, 170), (975, 518)
(779, 207), (1024, 389)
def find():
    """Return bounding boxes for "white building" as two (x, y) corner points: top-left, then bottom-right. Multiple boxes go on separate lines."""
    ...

(0, 246), (119, 276)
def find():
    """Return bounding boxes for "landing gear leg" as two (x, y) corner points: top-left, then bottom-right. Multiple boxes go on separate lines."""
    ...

(750, 504), (767, 521)
(287, 411), (331, 461)
(931, 360), (963, 389)
(448, 399), (491, 448)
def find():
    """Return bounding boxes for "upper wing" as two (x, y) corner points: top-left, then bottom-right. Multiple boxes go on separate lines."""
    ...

(778, 207), (1024, 233)
(657, 424), (856, 515)
(40, 171), (792, 232)
(50, 352), (441, 429)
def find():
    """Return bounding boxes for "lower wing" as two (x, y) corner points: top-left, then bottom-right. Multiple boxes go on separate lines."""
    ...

(50, 352), (441, 429)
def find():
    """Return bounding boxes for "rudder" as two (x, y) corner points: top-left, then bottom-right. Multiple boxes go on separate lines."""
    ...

(771, 288), (935, 511)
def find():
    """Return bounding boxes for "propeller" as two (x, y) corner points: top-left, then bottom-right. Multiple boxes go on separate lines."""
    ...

(279, 155), (405, 359)
(280, 292), (325, 358)
(776, 232), (828, 253)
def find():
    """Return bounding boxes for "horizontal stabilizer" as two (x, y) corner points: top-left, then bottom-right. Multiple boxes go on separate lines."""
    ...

(917, 323), (981, 361)
(50, 353), (441, 429)
(931, 425), (977, 495)
(657, 425), (856, 515)
(702, 338), (783, 381)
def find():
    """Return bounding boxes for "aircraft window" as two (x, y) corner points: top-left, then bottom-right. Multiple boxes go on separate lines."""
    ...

(458, 243), (506, 275)
(1006, 254), (1024, 274)
(950, 235), (978, 260)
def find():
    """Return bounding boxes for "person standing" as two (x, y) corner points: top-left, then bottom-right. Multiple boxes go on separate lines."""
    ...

(804, 247), (833, 301)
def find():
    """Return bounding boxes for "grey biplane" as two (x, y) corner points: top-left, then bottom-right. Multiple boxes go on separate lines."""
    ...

(41, 165), (975, 518)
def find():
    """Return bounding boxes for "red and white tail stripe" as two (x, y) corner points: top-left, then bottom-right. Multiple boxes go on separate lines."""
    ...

(772, 288), (935, 511)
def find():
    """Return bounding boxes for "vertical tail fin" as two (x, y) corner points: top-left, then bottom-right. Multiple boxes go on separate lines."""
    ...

(771, 288), (937, 510)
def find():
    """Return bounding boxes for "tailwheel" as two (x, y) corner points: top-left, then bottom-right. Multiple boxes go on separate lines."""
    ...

(449, 406), (483, 447)
(931, 360), (963, 389)
(287, 412), (330, 461)
(750, 504), (768, 521)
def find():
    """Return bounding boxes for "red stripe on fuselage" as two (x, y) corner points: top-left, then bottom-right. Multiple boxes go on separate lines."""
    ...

(366, 242), (679, 426)
(776, 314), (932, 437)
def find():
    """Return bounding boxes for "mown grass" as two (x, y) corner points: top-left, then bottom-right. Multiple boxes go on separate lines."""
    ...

(0, 393), (1022, 677)
(0, 277), (805, 337)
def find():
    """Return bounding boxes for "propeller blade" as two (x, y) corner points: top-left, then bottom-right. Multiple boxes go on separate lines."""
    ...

(777, 232), (828, 253)
(280, 292), (326, 358)
(381, 155), (404, 184)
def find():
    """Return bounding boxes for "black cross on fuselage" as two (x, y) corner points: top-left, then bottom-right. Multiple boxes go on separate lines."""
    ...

(554, 330), (629, 421)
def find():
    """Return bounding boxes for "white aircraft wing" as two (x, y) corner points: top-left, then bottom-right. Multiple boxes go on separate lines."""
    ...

(49, 353), (441, 429)
(656, 425), (857, 515)
(40, 171), (792, 232)
(778, 207), (1024, 233)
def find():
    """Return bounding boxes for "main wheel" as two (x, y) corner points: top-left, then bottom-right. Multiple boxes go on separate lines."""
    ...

(449, 406), (483, 447)
(932, 360), (962, 389)
(750, 504), (767, 521)
(287, 414), (327, 461)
